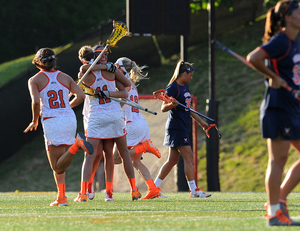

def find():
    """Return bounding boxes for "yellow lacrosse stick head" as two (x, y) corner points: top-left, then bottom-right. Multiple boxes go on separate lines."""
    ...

(107, 21), (131, 47)
(77, 80), (95, 96)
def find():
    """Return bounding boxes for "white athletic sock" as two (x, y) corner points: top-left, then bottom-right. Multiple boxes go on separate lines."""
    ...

(268, 203), (280, 217)
(188, 180), (197, 192)
(154, 178), (163, 187)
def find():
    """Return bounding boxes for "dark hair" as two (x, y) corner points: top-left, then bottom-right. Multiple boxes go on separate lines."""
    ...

(263, 0), (300, 44)
(32, 48), (57, 71)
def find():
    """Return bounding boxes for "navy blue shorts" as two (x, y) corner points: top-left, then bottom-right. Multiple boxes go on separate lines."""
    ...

(261, 108), (300, 140)
(163, 129), (191, 147)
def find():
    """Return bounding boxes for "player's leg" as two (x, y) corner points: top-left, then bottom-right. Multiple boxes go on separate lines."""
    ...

(280, 139), (300, 200)
(103, 139), (115, 201)
(154, 147), (180, 186)
(115, 136), (141, 200)
(178, 145), (211, 198)
(264, 137), (300, 225)
(46, 147), (68, 206)
(132, 155), (161, 199)
(50, 171), (68, 206)
(74, 139), (102, 202)
(87, 145), (103, 200)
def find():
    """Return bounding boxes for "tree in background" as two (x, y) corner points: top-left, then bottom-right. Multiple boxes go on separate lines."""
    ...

(0, 0), (125, 64)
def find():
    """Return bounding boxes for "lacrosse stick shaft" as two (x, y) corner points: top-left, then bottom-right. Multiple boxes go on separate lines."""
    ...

(110, 97), (157, 115)
(77, 44), (109, 86)
(214, 40), (300, 101)
(176, 102), (214, 122)
(214, 40), (254, 68)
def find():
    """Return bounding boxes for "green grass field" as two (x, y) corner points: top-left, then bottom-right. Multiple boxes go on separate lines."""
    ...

(1, 192), (300, 230)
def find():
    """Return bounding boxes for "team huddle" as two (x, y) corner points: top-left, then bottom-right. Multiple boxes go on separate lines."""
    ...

(24, 43), (211, 207)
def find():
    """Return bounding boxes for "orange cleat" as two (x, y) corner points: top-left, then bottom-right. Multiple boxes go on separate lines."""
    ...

(74, 192), (88, 202)
(131, 190), (142, 201)
(142, 139), (161, 158)
(75, 133), (94, 155)
(266, 209), (300, 226)
(50, 196), (68, 206)
(142, 187), (161, 199)
(264, 199), (289, 218)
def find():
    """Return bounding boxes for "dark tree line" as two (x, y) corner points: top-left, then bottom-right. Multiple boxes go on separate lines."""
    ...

(0, 0), (125, 64)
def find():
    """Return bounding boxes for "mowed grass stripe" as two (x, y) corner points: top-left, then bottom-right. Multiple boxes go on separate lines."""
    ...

(1, 192), (300, 230)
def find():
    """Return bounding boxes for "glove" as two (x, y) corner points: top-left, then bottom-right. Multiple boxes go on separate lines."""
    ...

(98, 90), (110, 99)
(106, 62), (117, 73)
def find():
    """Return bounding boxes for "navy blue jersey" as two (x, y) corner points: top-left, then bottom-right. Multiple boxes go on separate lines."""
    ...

(259, 32), (300, 140)
(165, 81), (192, 132)
(260, 32), (300, 114)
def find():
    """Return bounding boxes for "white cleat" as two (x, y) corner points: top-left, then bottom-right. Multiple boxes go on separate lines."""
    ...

(105, 192), (114, 202)
(190, 188), (211, 198)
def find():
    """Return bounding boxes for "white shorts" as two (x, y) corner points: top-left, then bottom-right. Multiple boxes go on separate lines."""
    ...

(126, 118), (150, 147)
(42, 115), (77, 149)
(86, 109), (126, 139)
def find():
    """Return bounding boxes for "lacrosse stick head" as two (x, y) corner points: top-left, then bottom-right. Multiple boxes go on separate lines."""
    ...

(77, 80), (95, 96)
(153, 89), (173, 103)
(205, 124), (222, 139)
(106, 21), (131, 47)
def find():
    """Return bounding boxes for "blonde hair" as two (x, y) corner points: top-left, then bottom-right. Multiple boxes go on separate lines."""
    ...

(116, 57), (148, 83)
(168, 60), (194, 85)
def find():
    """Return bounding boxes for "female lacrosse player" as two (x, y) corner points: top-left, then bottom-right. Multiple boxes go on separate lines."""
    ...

(74, 45), (142, 202)
(247, 0), (300, 226)
(24, 48), (94, 206)
(153, 60), (211, 198)
(113, 57), (162, 199)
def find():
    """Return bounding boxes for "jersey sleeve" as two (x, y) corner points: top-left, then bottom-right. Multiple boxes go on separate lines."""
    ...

(166, 82), (178, 98)
(261, 33), (290, 59)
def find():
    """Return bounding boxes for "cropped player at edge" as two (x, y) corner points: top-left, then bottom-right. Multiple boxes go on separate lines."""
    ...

(154, 60), (211, 198)
(24, 48), (94, 207)
(247, 0), (300, 226)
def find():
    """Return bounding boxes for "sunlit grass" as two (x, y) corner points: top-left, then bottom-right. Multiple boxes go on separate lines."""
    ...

(1, 192), (300, 230)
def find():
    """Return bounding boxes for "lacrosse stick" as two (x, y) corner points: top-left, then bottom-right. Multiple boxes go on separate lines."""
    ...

(109, 97), (157, 115)
(153, 89), (214, 122)
(205, 124), (222, 139)
(77, 21), (130, 86)
(80, 82), (157, 115)
(214, 40), (300, 101)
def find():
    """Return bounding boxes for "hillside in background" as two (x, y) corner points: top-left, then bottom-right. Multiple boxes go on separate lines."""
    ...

(2, 2), (300, 193)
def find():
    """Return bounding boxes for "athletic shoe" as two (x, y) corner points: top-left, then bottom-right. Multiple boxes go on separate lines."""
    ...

(87, 183), (95, 200)
(264, 199), (289, 218)
(50, 196), (68, 206)
(105, 192), (114, 202)
(131, 190), (142, 201)
(266, 209), (300, 226)
(142, 187), (161, 199)
(190, 188), (211, 198)
(142, 139), (161, 158)
(159, 194), (168, 198)
(74, 192), (88, 202)
(75, 133), (94, 155)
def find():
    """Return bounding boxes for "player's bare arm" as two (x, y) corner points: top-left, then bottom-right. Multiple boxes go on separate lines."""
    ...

(24, 77), (40, 133)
